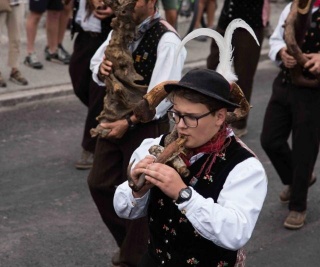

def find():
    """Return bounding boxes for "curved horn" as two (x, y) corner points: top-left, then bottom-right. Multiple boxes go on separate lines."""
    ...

(219, 19), (260, 83)
(174, 28), (225, 65)
(133, 80), (178, 123)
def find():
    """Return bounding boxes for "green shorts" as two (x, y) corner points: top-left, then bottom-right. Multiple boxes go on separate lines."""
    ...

(161, 0), (178, 10)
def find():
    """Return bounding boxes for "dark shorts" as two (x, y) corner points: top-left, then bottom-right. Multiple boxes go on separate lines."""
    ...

(29, 0), (64, 13)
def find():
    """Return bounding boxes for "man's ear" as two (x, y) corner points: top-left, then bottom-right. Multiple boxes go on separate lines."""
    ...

(215, 108), (227, 126)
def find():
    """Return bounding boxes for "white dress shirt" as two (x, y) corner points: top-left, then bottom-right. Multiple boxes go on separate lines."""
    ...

(113, 133), (268, 250)
(75, 0), (101, 33)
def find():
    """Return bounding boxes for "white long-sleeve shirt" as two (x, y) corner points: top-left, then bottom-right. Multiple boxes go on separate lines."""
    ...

(90, 20), (187, 119)
(269, 3), (319, 64)
(114, 134), (268, 250)
(75, 0), (101, 33)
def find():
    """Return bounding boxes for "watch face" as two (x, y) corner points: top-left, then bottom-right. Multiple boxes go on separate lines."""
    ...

(176, 187), (192, 204)
(181, 190), (191, 198)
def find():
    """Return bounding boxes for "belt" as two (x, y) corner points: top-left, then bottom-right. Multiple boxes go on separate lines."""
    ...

(85, 31), (101, 38)
(79, 28), (101, 38)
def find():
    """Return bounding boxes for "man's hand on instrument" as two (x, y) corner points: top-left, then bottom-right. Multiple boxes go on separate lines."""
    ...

(279, 47), (297, 69)
(93, 6), (113, 20)
(130, 156), (156, 198)
(143, 161), (187, 201)
(304, 53), (320, 75)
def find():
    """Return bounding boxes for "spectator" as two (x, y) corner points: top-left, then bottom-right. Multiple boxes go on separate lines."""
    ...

(44, 0), (73, 62)
(207, 0), (265, 137)
(261, 1), (320, 230)
(88, 0), (187, 265)
(114, 68), (267, 266)
(70, 0), (114, 170)
(194, 0), (217, 42)
(0, 0), (28, 87)
(161, 0), (178, 27)
(24, 0), (71, 69)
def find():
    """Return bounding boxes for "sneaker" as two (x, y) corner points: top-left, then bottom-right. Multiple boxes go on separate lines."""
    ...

(232, 127), (248, 138)
(0, 72), (7, 87)
(24, 53), (43, 69)
(284, 211), (306, 230)
(75, 149), (94, 170)
(279, 174), (317, 203)
(58, 44), (71, 60)
(9, 70), (28, 86)
(45, 46), (70, 64)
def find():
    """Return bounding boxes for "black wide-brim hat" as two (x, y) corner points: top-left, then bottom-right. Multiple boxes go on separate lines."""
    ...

(164, 68), (240, 111)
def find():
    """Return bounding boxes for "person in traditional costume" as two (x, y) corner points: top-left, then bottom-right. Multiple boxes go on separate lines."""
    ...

(114, 67), (267, 266)
(88, 0), (187, 266)
(261, 0), (320, 230)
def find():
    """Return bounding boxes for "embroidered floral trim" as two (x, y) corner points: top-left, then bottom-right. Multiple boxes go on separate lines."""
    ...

(187, 257), (199, 265)
(179, 217), (188, 223)
(203, 174), (213, 182)
(163, 224), (169, 231)
(217, 261), (229, 267)
(158, 199), (164, 207)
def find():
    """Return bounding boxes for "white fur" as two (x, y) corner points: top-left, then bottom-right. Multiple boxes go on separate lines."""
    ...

(174, 19), (260, 84)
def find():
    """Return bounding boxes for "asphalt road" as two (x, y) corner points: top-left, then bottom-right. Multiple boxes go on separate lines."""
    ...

(1, 58), (320, 266)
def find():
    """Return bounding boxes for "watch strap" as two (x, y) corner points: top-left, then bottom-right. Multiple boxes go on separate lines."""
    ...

(125, 114), (136, 129)
(175, 187), (192, 204)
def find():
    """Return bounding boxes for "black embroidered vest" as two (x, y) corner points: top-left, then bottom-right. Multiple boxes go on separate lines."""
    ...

(281, 8), (320, 84)
(132, 20), (169, 86)
(147, 136), (254, 266)
(218, 0), (264, 30)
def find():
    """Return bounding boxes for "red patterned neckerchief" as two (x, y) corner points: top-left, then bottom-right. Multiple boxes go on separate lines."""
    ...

(314, 0), (320, 7)
(180, 123), (232, 177)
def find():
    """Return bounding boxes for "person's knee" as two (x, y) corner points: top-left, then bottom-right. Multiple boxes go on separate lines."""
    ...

(47, 10), (61, 21)
(28, 12), (42, 24)
(260, 132), (278, 153)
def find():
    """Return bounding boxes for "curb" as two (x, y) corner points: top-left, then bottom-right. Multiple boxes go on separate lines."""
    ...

(0, 83), (73, 109)
(0, 48), (271, 110)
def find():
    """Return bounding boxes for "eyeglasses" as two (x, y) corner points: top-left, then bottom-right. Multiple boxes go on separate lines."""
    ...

(167, 110), (213, 128)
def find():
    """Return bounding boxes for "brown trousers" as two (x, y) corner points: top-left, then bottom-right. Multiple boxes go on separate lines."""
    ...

(261, 73), (320, 211)
(88, 117), (170, 267)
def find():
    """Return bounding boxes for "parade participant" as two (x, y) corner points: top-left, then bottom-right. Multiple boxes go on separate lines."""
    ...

(261, 1), (320, 230)
(206, 0), (265, 137)
(88, 0), (187, 266)
(114, 68), (267, 266)
(70, 0), (114, 169)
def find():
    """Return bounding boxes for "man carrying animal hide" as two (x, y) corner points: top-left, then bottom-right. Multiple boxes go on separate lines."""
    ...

(114, 68), (267, 266)
(70, 0), (114, 170)
(88, 0), (186, 266)
(261, 0), (320, 230)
